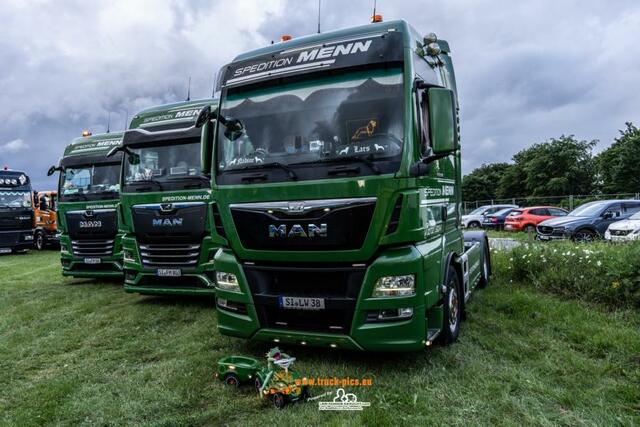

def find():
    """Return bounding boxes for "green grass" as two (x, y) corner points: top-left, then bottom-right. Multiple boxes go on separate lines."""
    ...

(1, 251), (639, 426)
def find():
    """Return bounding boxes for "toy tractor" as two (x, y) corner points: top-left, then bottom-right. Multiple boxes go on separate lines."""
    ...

(217, 347), (310, 409)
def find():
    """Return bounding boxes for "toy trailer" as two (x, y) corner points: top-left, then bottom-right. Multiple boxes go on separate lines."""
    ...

(217, 355), (264, 390)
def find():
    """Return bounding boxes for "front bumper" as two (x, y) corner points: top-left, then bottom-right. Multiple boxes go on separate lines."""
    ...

(59, 234), (123, 278)
(121, 235), (217, 296)
(605, 232), (639, 242)
(0, 229), (34, 252)
(214, 244), (443, 352)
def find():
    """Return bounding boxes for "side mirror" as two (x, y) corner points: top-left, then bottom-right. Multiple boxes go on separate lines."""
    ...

(195, 105), (212, 128)
(200, 120), (213, 175)
(47, 165), (60, 176)
(106, 146), (121, 158)
(428, 87), (457, 154)
(602, 211), (614, 219)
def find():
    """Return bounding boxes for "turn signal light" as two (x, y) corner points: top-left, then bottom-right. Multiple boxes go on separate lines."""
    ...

(371, 14), (383, 23)
(81, 130), (92, 137)
(280, 34), (292, 42)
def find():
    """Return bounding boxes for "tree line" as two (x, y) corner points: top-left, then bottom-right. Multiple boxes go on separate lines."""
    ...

(462, 122), (640, 203)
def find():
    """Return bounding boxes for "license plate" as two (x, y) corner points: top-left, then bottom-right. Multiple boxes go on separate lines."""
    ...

(157, 268), (182, 277)
(0, 248), (11, 254)
(279, 296), (325, 310)
(84, 257), (101, 264)
(538, 235), (550, 240)
(504, 224), (512, 230)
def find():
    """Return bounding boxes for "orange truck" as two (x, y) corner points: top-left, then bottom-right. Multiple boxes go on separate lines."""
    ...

(33, 191), (59, 250)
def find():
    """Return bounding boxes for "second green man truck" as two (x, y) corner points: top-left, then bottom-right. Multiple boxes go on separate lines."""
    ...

(202, 19), (490, 351)
(110, 99), (219, 296)
(48, 132), (124, 277)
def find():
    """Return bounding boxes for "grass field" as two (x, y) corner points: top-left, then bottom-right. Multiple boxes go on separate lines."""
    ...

(1, 250), (639, 426)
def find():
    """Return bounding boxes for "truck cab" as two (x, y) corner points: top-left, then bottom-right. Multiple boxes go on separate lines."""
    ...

(49, 132), (124, 277)
(33, 190), (59, 250)
(116, 99), (219, 296)
(204, 19), (489, 351)
(0, 168), (34, 254)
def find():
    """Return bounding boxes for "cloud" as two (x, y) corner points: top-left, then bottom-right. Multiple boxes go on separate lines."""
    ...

(0, 139), (29, 154)
(0, 0), (638, 189)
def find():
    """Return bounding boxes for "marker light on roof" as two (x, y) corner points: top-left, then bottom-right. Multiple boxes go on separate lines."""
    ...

(426, 42), (441, 56)
(82, 130), (92, 137)
(371, 14), (383, 23)
(424, 33), (437, 45)
(280, 35), (292, 42)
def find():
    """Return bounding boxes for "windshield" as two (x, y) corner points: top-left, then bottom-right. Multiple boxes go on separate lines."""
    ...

(493, 208), (513, 216)
(124, 139), (204, 187)
(468, 207), (490, 215)
(217, 69), (404, 176)
(569, 202), (606, 217)
(61, 164), (120, 197)
(0, 190), (31, 208)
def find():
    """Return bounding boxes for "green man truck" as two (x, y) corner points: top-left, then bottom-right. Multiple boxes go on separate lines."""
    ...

(0, 168), (34, 254)
(109, 99), (219, 296)
(202, 19), (490, 351)
(48, 132), (124, 277)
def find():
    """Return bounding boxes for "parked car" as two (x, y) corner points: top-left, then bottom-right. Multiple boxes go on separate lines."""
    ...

(537, 200), (640, 242)
(605, 211), (640, 242)
(482, 208), (517, 230)
(462, 204), (518, 228)
(504, 206), (568, 233)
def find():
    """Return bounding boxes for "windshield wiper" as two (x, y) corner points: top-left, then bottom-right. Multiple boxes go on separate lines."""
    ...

(292, 154), (381, 175)
(235, 162), (298, 180)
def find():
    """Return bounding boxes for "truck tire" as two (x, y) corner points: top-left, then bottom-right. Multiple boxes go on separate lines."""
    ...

(35, 231), (45, 251)
(478, 242), (491, 288)
(442, 266), (462, 345)
(224, 373), (240, 387)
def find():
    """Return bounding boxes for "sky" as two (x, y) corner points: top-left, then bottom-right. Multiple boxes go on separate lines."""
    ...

(0, 0), (638, 190)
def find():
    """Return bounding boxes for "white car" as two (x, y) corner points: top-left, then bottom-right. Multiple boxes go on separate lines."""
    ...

(605, 211), (640, 242)
(462, 204), (518, 228)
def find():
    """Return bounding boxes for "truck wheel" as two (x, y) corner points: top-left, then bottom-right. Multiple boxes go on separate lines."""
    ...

(273, 393), (287, 409)
(35, 231), (45, 251)
(442, 266), (462, 345)
(224, 373), (240, 388)
(573, 229), (596, 243)
(478, 242), (491, 288)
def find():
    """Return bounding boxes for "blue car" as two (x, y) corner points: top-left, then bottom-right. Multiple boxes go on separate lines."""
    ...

(536, 200), (640, 242)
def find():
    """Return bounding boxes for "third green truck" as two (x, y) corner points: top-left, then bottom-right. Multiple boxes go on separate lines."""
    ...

(200, 19), (491, 351)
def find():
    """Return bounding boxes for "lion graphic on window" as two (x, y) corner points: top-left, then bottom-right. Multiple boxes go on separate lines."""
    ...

(351, 120), (377, 141)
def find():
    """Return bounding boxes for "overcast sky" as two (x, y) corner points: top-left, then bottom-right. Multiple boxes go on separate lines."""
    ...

(1, 0), (638, 189)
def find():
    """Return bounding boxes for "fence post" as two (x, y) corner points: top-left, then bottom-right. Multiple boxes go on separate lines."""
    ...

(636, 193), (639, 200)
(569, 195), (574, 211)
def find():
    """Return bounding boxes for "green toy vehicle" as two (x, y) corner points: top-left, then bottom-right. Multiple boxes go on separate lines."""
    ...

(217, 347), (310, 409)
(216, 355), (265, 391)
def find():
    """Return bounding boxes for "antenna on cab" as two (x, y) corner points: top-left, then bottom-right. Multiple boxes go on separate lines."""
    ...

(317, 0), (322, 33)
(186, 76), (191, 101)
(106, 112), (111, 133)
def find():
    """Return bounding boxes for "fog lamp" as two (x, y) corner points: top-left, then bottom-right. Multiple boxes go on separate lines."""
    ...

(216, 271), (240, 292)
(372, 275), (415, 297)
(378, 307), (413, 321)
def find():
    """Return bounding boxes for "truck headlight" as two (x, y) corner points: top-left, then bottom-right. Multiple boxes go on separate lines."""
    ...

(372, 275), (415, 297)
(216, 272), (240, 292)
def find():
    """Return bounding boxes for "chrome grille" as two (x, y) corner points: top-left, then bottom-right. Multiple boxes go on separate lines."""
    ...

(139, 243), (201, 267)
(71, 239), (114, 257)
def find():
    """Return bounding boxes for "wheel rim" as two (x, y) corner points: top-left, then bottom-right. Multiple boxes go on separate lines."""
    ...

(448, 284), (459, 332)
(575, 232), (593, 243)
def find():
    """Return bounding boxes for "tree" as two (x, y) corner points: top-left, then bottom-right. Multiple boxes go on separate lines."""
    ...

(596, 122), (640, 194)
(462, 163), (511, 202)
